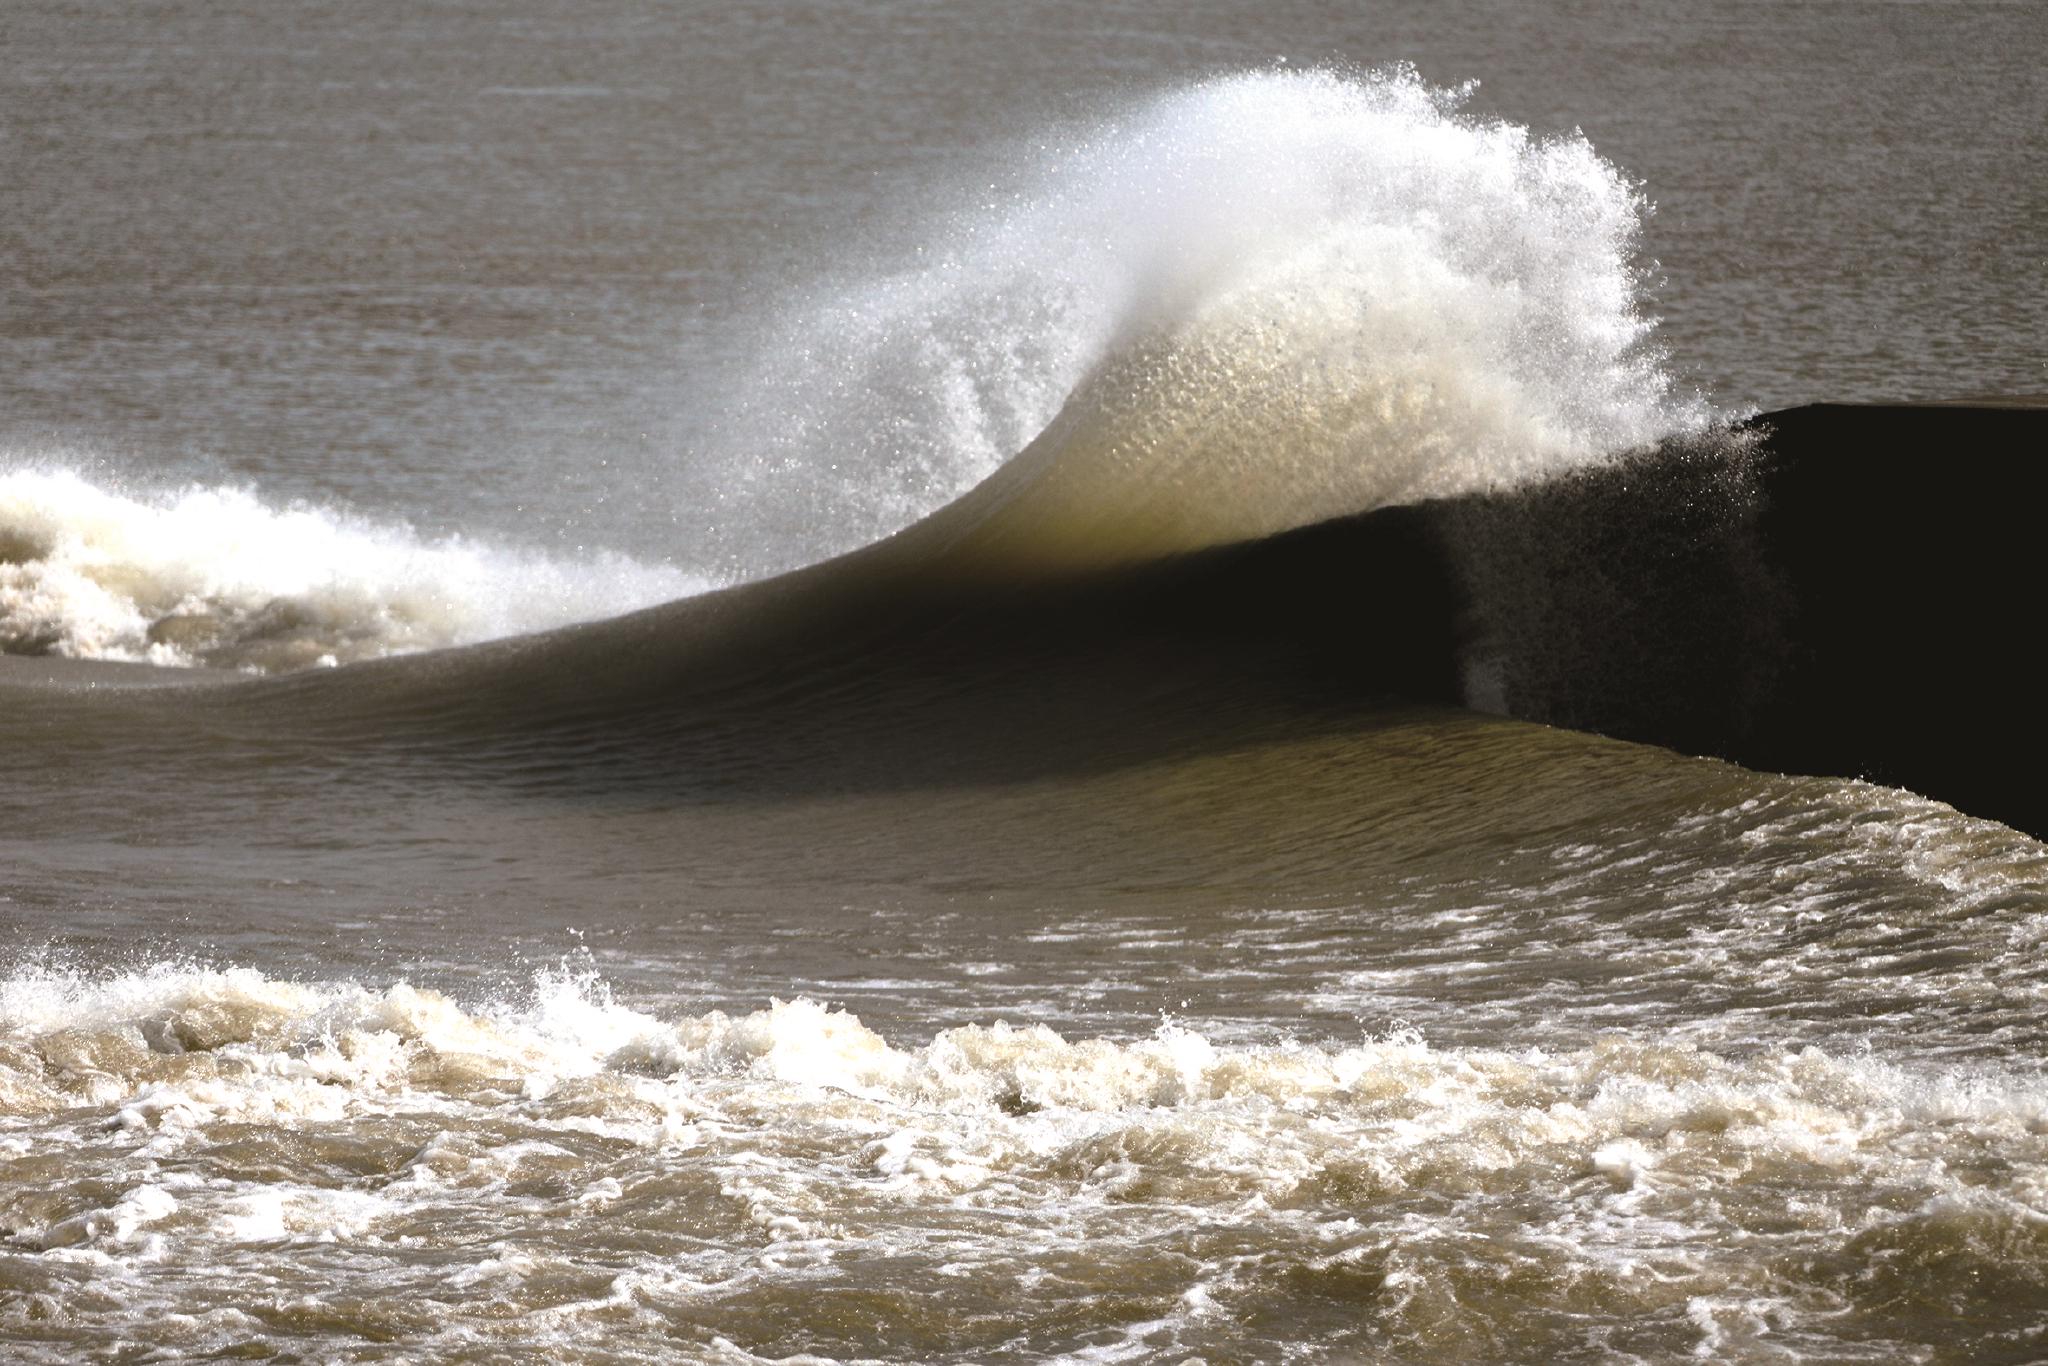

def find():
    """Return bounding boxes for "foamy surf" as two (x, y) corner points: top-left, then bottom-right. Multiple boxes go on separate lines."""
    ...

(3, 959), (2045, 1361)
(0, 467), (706, 672)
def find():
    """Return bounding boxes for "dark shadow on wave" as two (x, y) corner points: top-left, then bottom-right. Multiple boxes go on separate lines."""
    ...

(231, 481), (1475, 800)
(487, 397), (2045, 833)
(1439, 400), (2048, 836)
(22, 402), (2043, 834)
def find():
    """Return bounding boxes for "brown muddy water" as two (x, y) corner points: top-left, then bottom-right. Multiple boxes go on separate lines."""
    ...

(5, 2), (2047, 1360)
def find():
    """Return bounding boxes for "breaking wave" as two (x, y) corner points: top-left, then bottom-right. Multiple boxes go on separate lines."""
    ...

(0, 468), (705, 671)
(705, 64), (1707, 576)
(3, 67), (1711, 674)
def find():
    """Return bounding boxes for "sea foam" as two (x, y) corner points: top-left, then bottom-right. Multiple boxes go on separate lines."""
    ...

(3, 958), (2045, 1359)
(0, 467), (704, 672)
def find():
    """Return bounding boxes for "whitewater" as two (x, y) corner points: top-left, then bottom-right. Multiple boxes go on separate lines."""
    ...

(3, 69), (1702, 671)
(7, 17), (2048, 1364)
(5, 948), (2046, 1363)
(0, 467), (704, 670)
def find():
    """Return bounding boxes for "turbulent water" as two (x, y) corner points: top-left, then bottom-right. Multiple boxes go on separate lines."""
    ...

(5, 67), (1695, 662)
(6, 5), (2048, 1362)
(0, 468), (705, 671)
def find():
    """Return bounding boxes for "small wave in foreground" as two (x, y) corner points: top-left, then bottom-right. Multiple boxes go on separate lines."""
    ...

(2, 959), (2044, 1361)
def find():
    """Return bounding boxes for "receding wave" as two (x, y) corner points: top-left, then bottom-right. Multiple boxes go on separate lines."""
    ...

(4, 958), (2045, 1360)
(0, 468), (706, 671)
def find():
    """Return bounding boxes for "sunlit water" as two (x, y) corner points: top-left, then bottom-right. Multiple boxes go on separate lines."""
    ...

(5, 3), (2047, 1361)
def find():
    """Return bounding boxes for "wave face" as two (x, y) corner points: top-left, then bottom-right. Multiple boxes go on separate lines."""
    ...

(707, 66), (1706, 575)
(0, 468), (704, 671)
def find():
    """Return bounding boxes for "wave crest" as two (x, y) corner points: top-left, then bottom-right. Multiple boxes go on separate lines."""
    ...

(716, 65), (1707, 574)
(5, 68), (1712, 674)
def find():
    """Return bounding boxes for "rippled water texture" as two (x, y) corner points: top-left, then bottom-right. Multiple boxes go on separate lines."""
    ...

(5, 2), (2046, 1361)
